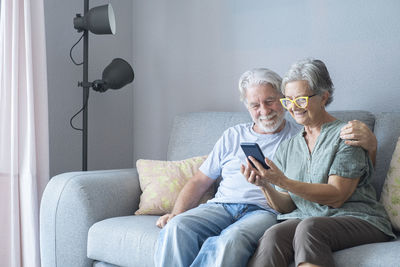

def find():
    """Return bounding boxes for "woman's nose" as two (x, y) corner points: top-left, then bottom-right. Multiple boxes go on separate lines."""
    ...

(289, 102), (302, 112)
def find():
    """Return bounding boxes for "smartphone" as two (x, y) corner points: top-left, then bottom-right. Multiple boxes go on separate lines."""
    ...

(240, 142), (270, 170)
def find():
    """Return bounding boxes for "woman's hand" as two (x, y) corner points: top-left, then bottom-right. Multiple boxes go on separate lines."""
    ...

(241, 157), (296, 213)
(240, 156), (286, 188)
(240, 158), (268, 188)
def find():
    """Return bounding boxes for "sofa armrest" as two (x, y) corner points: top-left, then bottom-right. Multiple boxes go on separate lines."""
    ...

(40, 168), (141, 267)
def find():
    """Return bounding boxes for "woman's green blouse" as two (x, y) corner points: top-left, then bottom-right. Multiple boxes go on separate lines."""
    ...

(274, 120), (395, 238)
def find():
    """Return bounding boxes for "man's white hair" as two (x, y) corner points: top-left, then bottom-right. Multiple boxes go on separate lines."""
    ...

(238, 68), (282, 105)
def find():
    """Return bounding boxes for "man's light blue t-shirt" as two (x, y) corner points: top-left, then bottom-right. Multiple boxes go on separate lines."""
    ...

(199, 120), (300, 210)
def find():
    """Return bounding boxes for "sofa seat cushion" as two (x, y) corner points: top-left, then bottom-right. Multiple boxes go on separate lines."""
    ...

(288, 233), (400, 267)
(88, 215), (160, 267)
(332, 235), (400, 266)
(92, 261), (120, 267)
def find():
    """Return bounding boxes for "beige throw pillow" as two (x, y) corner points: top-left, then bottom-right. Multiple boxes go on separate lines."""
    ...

(135, 155), (214, 215)
(381, 137), (400, 231)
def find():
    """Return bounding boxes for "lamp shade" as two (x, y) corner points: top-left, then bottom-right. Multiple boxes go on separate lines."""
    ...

(74, 4), (116, 35)
(92, 58), (134, 92)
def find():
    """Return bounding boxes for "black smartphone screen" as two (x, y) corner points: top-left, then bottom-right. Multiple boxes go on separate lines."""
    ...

(240, 142), (270, 170)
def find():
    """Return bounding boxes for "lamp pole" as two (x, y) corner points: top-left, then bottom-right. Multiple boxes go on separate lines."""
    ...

(73, 1), (133, 171)
(82, 0), (89, 171)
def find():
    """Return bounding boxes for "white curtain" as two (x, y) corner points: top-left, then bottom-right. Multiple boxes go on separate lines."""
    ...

(0, 0), (49, 266)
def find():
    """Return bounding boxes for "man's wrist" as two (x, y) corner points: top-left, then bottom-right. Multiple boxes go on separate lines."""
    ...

(368, 139), (377, 153)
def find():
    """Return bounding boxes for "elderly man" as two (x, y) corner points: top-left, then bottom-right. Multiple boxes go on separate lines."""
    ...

(154, 68), (376, 267)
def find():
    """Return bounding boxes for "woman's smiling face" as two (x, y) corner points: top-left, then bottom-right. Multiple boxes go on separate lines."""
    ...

(283, 80), (326, 126)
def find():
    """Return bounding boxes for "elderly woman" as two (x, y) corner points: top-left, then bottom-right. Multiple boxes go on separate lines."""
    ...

(241, 59), (395, 267)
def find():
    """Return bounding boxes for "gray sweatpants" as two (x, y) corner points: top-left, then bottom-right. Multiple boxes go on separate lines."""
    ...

(248, 216), (391, 267)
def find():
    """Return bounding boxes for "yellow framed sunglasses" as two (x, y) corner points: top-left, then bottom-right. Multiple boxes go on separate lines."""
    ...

(280, 94), (317, 109)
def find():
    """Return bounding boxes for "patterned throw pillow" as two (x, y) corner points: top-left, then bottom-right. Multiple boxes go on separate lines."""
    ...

(135, 155), (214, 215)
(381, 137), (400, 231)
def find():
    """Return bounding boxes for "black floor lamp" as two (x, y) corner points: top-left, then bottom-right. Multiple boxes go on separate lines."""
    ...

(72, 1), (134, 171)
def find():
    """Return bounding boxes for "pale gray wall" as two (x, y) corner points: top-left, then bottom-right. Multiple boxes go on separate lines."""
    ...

(45, 0), (133, 176)
(132, 0), (400, 163)
(45, 1), (400, 176)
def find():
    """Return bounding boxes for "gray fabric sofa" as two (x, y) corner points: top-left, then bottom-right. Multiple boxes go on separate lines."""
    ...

(40, 110), (400, 267)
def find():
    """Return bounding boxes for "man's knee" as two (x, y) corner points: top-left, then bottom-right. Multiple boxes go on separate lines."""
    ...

(162, 213), (193, 235)
(216, 228), (252, 249)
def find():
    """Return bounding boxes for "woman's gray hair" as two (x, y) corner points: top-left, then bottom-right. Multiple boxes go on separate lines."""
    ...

(238, 68), (282, 105)
(282, 59), (334, 106)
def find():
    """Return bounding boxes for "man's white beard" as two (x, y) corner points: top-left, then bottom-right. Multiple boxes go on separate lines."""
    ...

(254, 112), (285, 133)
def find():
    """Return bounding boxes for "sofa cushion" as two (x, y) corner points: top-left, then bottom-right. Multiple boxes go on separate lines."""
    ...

(87, 216), (161, 267)
(374, 112), (400, 199)
(381, 137), (400, 231)
(92, 261), (119, 267)
(330, 236), (400, 267)
(135, 155), (214, 215)
(167, 112), (251, 160)
(287, 235), (400, 267)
